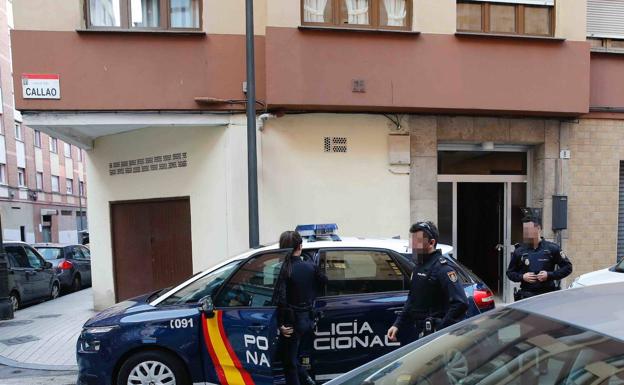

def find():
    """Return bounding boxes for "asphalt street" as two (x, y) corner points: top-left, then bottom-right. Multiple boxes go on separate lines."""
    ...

(0, 364), (76, 385)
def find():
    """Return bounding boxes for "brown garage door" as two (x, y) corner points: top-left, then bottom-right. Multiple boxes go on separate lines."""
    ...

(111, 197), (193, 302)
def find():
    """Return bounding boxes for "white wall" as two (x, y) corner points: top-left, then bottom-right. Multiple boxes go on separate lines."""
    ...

(86, 122), (249, 310)
(259, 114), (410, 243)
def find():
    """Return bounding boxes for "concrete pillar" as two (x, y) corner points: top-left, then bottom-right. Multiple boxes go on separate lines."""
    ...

(409, 116), (438, 224)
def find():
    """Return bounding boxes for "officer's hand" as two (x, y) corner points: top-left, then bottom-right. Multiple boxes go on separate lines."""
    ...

(280, 325), (294, 338)
(523, 272), (537, 283)
(387, 326), (399, 342)
(537, 271), (549, 282)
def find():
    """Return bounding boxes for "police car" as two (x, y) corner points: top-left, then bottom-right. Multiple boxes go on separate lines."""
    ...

(77, 225), (495, 385)
(569, 257), (624, 288)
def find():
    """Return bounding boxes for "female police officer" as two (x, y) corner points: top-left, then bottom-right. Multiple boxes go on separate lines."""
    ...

(277, 231), (327, 385)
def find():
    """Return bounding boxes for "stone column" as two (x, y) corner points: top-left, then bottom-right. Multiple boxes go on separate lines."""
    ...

(409, 116), (438, 224)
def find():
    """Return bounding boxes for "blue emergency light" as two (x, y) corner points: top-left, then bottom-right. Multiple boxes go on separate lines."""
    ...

(295, 223), (341, 242)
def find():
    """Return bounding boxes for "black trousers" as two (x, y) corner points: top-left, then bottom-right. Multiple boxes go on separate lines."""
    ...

(282, 311), (313, 385)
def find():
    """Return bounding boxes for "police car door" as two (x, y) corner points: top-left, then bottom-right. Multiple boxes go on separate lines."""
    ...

(207, 250), (289, 385)
(313, 248), (408, 382)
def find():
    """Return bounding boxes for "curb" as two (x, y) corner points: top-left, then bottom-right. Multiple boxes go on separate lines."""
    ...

(0, 354), (77, 372)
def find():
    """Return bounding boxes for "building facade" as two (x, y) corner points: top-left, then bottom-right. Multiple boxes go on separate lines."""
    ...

(8, 0), (622, 308)
(0, 0), (87, 245)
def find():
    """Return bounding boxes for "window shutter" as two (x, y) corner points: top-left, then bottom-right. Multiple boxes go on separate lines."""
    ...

(588, 0), (624, 39)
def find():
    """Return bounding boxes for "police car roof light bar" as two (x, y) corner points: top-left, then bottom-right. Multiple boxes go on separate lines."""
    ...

(295, 224), (341, 242)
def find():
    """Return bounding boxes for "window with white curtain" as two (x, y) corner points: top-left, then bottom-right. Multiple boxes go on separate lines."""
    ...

(302, 0), (411, 30)
(88, 0), (201, 30)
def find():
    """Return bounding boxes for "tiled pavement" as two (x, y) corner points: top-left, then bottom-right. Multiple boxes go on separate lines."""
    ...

(0, 288), (96, 371)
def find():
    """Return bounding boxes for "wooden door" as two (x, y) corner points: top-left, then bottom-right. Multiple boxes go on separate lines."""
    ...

(111, 197), (193, 302)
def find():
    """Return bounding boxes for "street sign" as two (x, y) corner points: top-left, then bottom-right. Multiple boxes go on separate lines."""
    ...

(21, 73), (60, 99)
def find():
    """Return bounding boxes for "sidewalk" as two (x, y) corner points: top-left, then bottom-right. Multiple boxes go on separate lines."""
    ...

(0, 288), (96, 371)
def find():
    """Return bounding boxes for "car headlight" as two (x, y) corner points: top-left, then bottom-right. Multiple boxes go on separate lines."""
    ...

(83, 326), (118, 335)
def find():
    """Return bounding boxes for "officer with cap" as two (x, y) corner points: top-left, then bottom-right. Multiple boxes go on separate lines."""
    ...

(387, 221), (469, 343)
(506, 208), (573, 301)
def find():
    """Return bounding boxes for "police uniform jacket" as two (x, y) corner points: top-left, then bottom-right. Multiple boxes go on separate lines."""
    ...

(506, 239), (573, 292)
(277, 254), (327, 327)
(393, 249), (469, 330)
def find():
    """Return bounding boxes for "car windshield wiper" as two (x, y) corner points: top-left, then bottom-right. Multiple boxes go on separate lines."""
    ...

(147, 287), (170, 302)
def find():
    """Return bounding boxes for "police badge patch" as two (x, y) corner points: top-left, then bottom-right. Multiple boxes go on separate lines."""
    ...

(561, 251), (569, 261)
(525, 259), (530, 266)
(447, 271), (458, 283)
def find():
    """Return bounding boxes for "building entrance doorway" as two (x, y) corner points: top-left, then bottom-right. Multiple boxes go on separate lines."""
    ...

(437, 147), (529, 303)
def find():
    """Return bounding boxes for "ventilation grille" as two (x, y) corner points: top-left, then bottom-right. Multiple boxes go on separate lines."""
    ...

(324, 137), (348, 153)
(109, 153), (188, 176)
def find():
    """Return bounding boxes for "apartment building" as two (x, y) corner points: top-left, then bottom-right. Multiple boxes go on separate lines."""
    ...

(9, 0), (621, 308)
(0, 0), (87, 245)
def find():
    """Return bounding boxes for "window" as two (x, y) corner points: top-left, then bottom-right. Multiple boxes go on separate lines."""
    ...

(79, 181), (85, 196)
(160, 261), (242, 306)
(24, 246), (43, 269)
(5, 246), (29, 268)
(214, 251), (288, 308)
(49, 137), (58, 153)
(36, 172), (43, 191)
(51, 175), (59, 192)
(37, 247), (62, 260)
(34, 130), (41, 148)
(457, 1), (554, 37)
(321, 250), (405, 296)
(78, 148), (83, 162)
(87, 0), (201, 30)
(17, 167), (25, 187)
(14, 122), (21, 141)
(0, 164), (6, 184)
(301, 0), (413, 30)
(66, 178), (73, 194)
(64, 142), (71, 158)
(79, 247), (91, 260)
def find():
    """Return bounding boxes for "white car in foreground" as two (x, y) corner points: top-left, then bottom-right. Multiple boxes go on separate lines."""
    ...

(570, 257), (624, 288)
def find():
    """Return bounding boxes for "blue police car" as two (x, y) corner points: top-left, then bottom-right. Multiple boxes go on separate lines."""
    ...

(77, 230), (495, 385)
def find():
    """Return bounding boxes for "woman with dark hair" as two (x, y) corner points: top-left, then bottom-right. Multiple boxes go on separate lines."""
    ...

(277, 231), (327, 385)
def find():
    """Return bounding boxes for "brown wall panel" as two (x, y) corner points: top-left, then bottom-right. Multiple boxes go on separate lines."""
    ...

(590, 53), (624, 110)
(11, 31), (266, 111)
(266, 28), (590, 115)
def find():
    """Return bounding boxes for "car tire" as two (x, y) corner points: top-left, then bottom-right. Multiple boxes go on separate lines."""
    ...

(117, 350), (189, 385)
(9, 291), (19, 311)
(72, 275), (82, 292)
(49, 282), (60, 300)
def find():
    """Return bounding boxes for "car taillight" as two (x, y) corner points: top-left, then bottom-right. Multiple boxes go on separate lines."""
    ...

(473, 289), (495, 310)
(58, 260), (73, 270)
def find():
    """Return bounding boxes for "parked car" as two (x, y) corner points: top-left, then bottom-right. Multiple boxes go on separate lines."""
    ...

(34, 243), (92, 292)
(76, 232), (495, 385)
(569, 257), (624, 288)
(5, 241), (60, 311)
(324, 282), (624, 385)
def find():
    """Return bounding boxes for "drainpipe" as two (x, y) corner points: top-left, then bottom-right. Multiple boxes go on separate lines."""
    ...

(246, 0), (260, 248)
(0, 215), (14, 319)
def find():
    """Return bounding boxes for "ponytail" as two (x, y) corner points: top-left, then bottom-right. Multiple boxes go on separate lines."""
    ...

(279, 230), (303, 278)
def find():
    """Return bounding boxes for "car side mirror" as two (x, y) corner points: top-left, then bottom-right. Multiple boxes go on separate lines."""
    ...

(199, 296), (215, 318)
(44, 262), (52, 269)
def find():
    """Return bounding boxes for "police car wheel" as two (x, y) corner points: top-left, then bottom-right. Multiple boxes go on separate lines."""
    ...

(444, 349), (468, 385)
(117, 351), (189, 385)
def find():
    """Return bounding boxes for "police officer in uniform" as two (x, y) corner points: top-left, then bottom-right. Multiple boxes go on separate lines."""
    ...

(277, 231), (327, 385)
(387, 221), (469, 343)
(506, 208), (573, 301)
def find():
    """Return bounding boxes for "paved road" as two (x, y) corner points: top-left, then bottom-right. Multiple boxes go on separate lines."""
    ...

(0, 364), (76, 385)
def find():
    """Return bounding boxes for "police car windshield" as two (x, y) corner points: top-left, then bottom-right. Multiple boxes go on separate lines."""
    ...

(343, 308), (624, 385)
(157, 260), (242, 306)
(616, 259), (624, 273)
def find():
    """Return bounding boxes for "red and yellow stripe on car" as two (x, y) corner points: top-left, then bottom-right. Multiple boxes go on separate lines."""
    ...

(202, 311), (255, 385)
